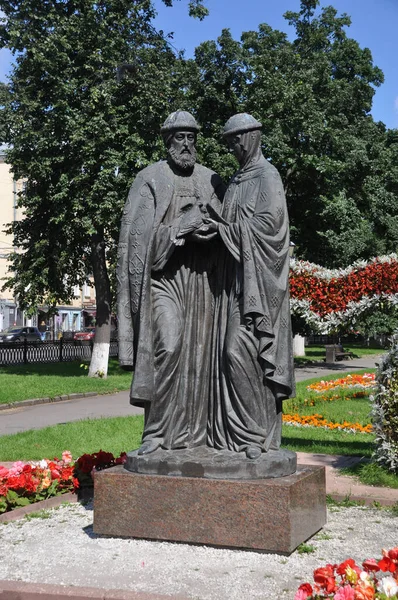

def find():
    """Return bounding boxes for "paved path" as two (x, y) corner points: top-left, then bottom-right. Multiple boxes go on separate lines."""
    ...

(0, 354), (383, 436)
(293, 353), (382, 381)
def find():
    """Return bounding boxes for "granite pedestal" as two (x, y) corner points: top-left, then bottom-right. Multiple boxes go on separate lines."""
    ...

(93, 464), (326, 554)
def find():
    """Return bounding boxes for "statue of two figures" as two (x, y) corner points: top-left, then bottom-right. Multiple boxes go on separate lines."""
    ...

(117, 111), (296, 479)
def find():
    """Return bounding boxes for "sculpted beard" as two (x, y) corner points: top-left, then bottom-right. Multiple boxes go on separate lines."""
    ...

(168, 144), (197, 171)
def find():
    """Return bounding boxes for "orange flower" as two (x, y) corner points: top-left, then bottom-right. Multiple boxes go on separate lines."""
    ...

(41, 476), (51, 489)
(354, 581), (375, 600)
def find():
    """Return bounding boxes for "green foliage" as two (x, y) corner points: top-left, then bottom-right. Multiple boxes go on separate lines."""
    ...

(297, 543), (316, 554)
(355, 305), (398, 339)
(186, 0), (394, 267)
(371, 341), (398, 474)
(341, 461), (398, 489)
(0, 0), (190, 317)
(0, 81), (10, 142)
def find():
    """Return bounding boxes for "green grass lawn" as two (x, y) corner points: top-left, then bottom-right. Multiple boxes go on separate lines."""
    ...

(0, 415), (144, 462)
(284, 370), (376, 428)
(0, 360), (131, 404)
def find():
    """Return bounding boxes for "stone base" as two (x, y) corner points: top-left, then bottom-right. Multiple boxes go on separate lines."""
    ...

(93, 465), (326, 554)
(125, 446), (297, 479)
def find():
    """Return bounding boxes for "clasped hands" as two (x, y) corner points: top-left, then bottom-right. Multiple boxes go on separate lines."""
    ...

(176, 203), (224, 243)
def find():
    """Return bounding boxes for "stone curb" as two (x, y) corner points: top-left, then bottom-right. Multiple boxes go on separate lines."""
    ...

(0, 492), (78, 523)
(327, 492), (398, 507)
(0, 392), (100, 411)
(0, 581), (189, 599)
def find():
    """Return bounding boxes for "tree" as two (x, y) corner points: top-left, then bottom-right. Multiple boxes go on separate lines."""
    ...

(0, 82), (10, 143)
(186, 0), (391, 268)
(0, 0), (197, 377)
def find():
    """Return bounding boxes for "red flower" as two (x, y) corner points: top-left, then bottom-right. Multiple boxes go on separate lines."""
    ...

(386, 547), (398, 561)
(362, 558), (379, 572)
(94, 450), (115, 469)
(314, 565), (336, 593)
(0, 466), (9, 478)
(354, 584), (375, 600)
(115, 452), (127, 465)
(337, 559), (357, 576)
(60, 466), (74, 482)
(76, 454), (95, 474)
(297, 583), (313, 597)
(378, 557), (396, 573)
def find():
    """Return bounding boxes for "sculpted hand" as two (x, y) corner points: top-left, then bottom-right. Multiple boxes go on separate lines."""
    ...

(201, 219), (219, 234)
(205, 203), (228, 225)
(187, 230), (219, 243)
(176, 205), (204, 238)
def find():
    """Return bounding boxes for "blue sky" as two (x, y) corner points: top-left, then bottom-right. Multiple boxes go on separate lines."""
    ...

(152, 0), (398, 129)
(0, 0), (396, 129)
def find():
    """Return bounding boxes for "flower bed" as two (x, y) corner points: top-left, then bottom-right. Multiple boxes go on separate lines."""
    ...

(290, 254), (398, 333)
(0, 449), (127, 514)
(295, 548), (398, 599)
(307, 374), (376, 394)
(282, 413), (373, 434)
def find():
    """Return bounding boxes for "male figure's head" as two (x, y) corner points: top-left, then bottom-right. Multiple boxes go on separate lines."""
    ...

(161, 110), (200, 172)
(222, 113), (262, 168)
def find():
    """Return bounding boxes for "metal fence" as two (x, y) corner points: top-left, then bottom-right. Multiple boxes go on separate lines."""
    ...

(0, 339), (119, 366)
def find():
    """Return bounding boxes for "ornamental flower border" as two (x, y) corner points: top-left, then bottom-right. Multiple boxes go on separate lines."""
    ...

(290, 254), (398, 334)
(0, 450), (127, 514)
(0, 451), (77, 514)
(295, 548), (398, 599)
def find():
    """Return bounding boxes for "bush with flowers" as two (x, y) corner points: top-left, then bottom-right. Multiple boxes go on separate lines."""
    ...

(295, 548), (398, 599)
(0, 449), (127, 513)
(73, 449), (127, 492)
(0, 450), (77, 514)
(371, 340), (398, 475)
(290, 255), (398, 333)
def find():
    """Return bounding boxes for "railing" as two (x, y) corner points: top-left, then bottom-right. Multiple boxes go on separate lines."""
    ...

(0, 339), (119, 366)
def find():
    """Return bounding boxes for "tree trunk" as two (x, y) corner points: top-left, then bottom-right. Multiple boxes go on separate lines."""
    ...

(293, 334), (306, 357)
(88, 231), (112, 378)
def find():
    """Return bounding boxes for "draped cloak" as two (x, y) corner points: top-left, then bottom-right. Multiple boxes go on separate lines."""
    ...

(117, 159), (223, 448)
(208, 154), (295, 453)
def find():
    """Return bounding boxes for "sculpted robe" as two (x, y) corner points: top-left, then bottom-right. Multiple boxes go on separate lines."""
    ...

(208, 154), (295, 453)
(117, 160), (223, 449)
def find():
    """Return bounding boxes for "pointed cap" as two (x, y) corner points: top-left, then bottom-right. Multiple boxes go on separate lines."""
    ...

(222, 113), (262, 137)
(160, 110), (200, 134)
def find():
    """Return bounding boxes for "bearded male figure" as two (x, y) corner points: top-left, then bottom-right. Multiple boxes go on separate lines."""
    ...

(203, 113), (295, 460)
(117, 111), (224, 455)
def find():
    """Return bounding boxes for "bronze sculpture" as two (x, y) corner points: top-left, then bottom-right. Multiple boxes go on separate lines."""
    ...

(117, 111), (295, 474)
(117, 110), (224, 455)
(203, 113), (295, 459)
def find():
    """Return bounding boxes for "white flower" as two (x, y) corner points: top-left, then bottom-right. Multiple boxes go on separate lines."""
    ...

(39, 459), (48, 469)
(378, 576), (398, 597)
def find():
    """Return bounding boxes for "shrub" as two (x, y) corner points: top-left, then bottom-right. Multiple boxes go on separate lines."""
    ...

(370, 340), (398, 473)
